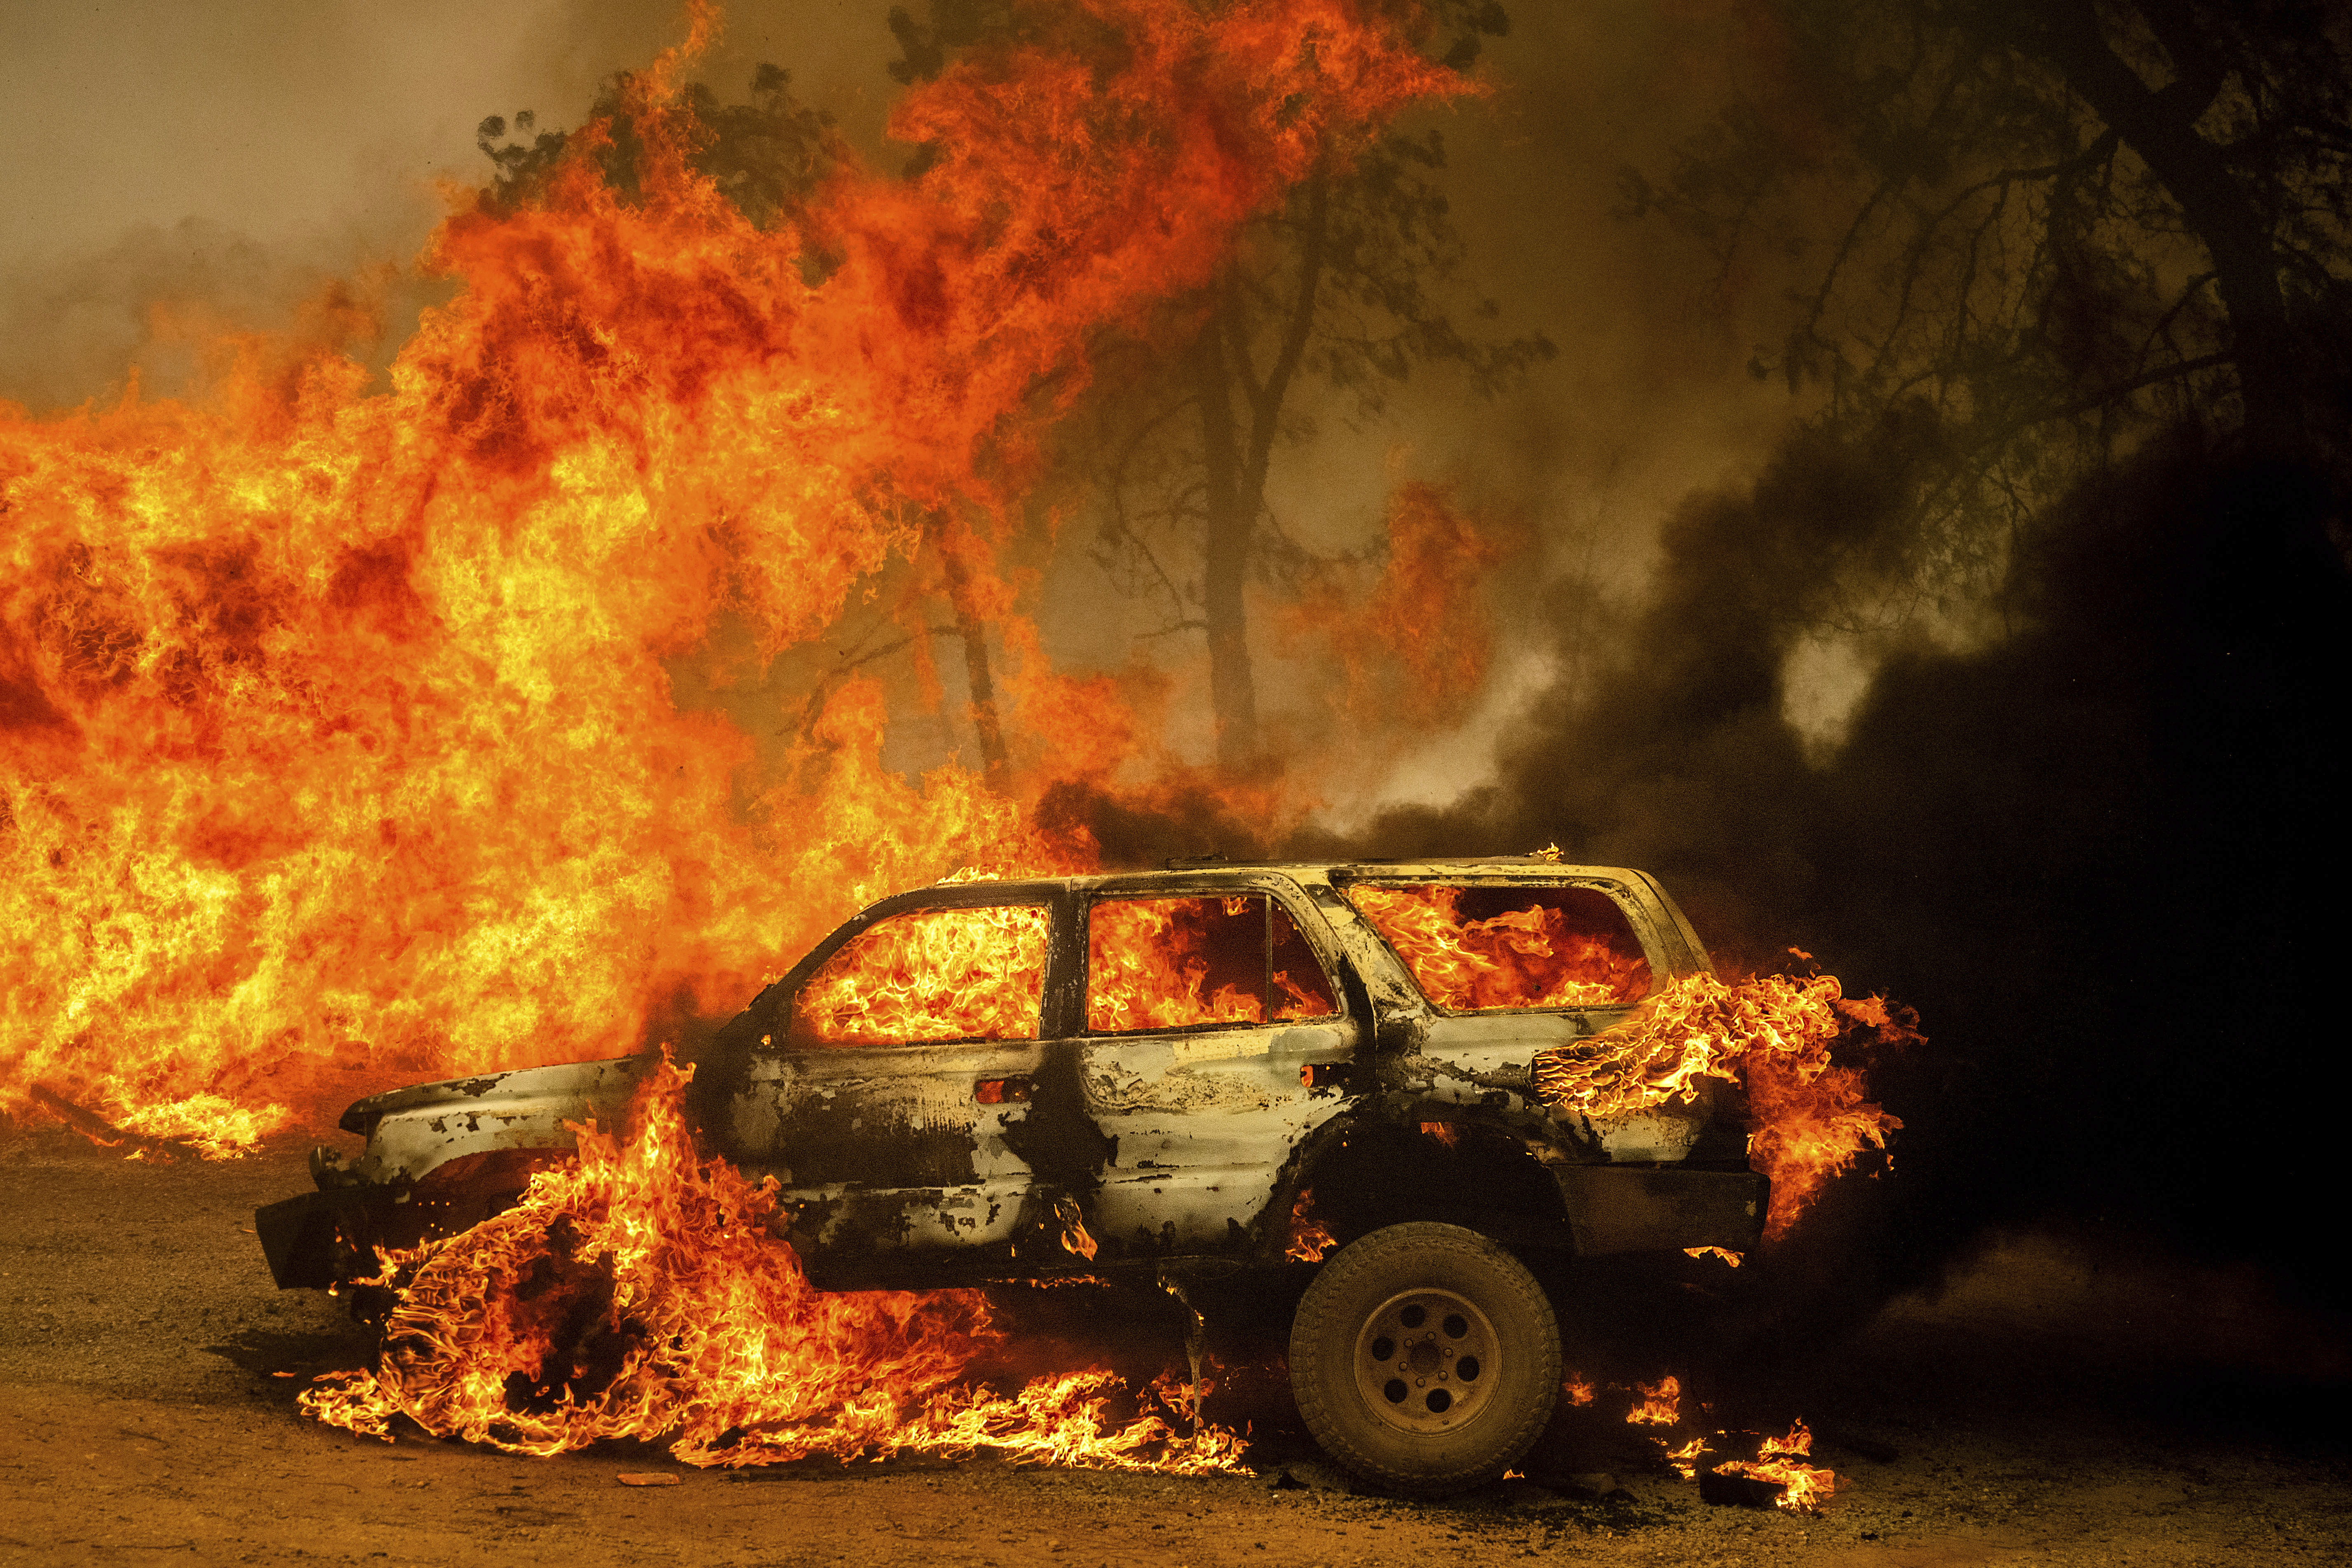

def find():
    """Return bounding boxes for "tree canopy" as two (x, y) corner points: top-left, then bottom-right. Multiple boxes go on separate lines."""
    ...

(1619, 0), (2352, 610)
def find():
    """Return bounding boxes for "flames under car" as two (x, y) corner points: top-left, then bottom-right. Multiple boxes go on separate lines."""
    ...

(257, 857), (1767, 1493)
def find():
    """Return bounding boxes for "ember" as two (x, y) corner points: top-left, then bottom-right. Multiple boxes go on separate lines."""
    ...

(302, 1053), (1242, 1473)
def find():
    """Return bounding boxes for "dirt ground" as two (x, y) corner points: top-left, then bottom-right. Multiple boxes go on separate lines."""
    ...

(3, 1127), (2347, 1568)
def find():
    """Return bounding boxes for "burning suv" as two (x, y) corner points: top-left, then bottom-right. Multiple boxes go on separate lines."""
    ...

(259, 858), (1764, 1492)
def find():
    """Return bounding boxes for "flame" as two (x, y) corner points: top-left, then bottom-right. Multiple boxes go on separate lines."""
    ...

(1284, 1187), (1336, 1263)
(0, 0), (1462, 1145)
(1345, 884), (1651, 1011)
(17, 1082), (282, 1163)
(1713, 1418), (1838, 1511)
(1055, 1197), (1101, 1263)
(1662, 1434), (1710, 1479)
(1088, 897), (1261, 1030)
(1683, 1245), (1743, 1268)
(113, 1094), (290, 1161)
(1279, 482), (1514, 727)
(301, 1052), (1243, 1473)
(795, 904), (1049, 1045)
(1086, 894), (1339, 1032)
(1625, 1374), (1681, 1427)
(1533, 969), (1916, 1239)
(1581, 1372), (1838, 1509)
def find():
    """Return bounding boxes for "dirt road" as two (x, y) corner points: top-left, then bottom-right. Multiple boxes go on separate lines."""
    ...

(4, 1126), (2346, 1567)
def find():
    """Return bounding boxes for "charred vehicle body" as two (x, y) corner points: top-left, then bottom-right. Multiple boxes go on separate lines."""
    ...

(259, 858), (1765, 1491)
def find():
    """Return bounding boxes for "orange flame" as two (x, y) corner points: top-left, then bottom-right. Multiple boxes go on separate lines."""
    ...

(796, 905), (1049, 1045)
(1661, 1434), (1710, 1479)
(1713, 1418), (1838, 1511)
(1683, 1245), (1743, 1268)
(1345, 884), (1651, 1011)
(1285, 1187), (1336, 1264)
(1088, 897), (1265, 1031)
(1533, 970), (1915, 1239)
(0, 0), (1462, 1145)
(1562, 1373), (1596, 1407)
(1087, 895), (1341, 1033)
(300, 1053), (1242, 1473)
(1280, 481), (1515, 727)
(1056, 1197), (1101, 1263)
(1625, 1374), (1681, 1427)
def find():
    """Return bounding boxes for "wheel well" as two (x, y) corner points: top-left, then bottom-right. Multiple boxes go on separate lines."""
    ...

(1295, 1118), (1571, 1254)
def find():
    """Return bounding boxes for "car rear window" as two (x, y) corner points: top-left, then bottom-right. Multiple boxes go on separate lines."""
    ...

(1343, 883), (1650, 1010)
(1087, 894), (1339, 1033)
(794, 904), (1049, 1045)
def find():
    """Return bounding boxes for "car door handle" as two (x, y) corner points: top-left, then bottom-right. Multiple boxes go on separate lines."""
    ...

(976, 1076), (1033, 1105)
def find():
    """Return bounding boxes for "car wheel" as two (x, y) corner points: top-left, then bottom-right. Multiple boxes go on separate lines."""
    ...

(1288, 1221), (1561, 1495)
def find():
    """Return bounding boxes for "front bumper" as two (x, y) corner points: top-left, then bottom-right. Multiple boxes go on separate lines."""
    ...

(254, 1188), (405, 1289)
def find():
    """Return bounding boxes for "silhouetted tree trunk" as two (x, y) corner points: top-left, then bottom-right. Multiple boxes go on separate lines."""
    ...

(1189, 170), (1328, 769)
(924, 510), (1010, 784)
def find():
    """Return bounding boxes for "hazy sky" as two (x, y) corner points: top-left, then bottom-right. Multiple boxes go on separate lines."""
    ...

(0, 0), (897, 261)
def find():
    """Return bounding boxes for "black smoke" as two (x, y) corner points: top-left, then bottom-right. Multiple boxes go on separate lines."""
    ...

(1292, 421), (2352, 1315)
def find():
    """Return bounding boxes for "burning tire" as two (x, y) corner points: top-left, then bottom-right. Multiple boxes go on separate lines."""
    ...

(1287, 1221), (1560, 1495)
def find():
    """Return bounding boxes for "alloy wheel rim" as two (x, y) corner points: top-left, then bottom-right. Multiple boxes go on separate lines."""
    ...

(1350, 1286), (1499, 1434)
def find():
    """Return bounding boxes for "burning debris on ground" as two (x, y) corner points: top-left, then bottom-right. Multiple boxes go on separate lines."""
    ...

(7, 1107), (2352, 1563)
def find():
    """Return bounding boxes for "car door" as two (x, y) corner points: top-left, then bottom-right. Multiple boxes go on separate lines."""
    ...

(728, 889), (1062, 1281)
(1338, 873), (1713, 1161)
(1075, 881), (1358, 1260)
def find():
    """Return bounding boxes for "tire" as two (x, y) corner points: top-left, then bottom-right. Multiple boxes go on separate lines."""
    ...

(1288, 1221), (1561, 1496)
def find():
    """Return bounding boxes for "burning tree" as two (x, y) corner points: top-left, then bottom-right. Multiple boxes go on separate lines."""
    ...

(883, 0), (1556, 768)
(0, 0), (1463, 1143)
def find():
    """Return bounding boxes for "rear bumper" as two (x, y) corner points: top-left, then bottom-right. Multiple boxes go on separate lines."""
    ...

(1549, 1165), (1769, 1257)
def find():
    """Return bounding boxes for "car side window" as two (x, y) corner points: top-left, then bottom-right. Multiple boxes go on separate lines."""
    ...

(793, 904), (1049, 1045)
(1087, 894), (1340, 1033)
(1344, 882), (1652, 1010)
